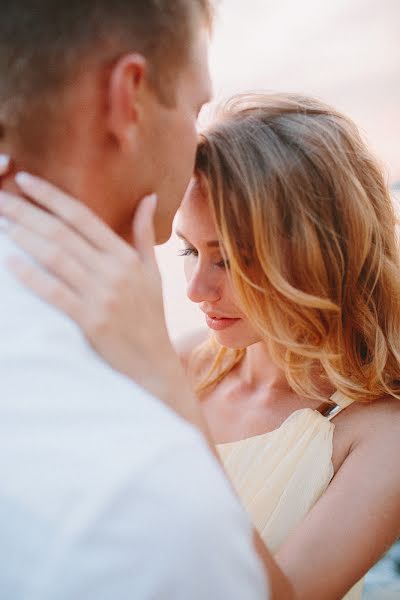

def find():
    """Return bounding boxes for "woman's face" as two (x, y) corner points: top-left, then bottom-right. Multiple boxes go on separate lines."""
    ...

(175, 179), (262, 349)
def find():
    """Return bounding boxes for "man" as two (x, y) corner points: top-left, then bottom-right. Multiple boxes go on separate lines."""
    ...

(0, 1), (268, 599)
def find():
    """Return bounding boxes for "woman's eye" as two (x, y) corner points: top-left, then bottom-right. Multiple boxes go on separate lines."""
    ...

(178, 247), (198, 258)
(215, 258), (230, 270)
(177, 247), (229, 269)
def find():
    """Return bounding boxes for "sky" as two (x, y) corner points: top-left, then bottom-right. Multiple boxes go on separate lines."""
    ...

(157, 0), (400, 340)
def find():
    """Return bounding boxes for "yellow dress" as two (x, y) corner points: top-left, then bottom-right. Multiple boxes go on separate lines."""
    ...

(217, 391), (363, 600)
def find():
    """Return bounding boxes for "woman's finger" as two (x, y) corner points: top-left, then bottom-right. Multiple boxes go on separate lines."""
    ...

(6, 254), (82, 323)
(15, 172), (130, 256)
(9, 224), (92, 295)
(0, 190), (103, 272)
(131, 194), (158, 264)
(0, 154), (11, 177)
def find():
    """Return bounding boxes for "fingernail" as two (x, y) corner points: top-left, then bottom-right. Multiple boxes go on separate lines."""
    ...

(15, 171), (32, 186)
(147, 193), (158, 207)
(0, 154), (10, 169)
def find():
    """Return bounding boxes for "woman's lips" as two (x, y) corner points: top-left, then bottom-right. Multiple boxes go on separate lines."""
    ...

(205, 314), (241, 331)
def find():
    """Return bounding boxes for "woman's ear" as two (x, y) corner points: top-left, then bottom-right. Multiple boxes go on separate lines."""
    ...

(107, 53), (148, 146)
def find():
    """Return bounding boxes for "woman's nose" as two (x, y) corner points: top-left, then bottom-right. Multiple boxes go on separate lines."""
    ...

(186, 265), (221, 304)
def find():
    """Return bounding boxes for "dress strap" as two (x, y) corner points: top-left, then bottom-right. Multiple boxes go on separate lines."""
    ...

(322, 390), (355, 421)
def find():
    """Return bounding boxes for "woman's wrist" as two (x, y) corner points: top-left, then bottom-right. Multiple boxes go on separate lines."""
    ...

(125, 342), (202, 424)
(157, 354), (203, 424)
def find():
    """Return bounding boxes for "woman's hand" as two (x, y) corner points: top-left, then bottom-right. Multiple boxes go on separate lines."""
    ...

(0, 160), (200, 423)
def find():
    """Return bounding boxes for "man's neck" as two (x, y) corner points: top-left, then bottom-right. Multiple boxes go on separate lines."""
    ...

(1, 151), (83, 197)
(0, 144), (130, 238)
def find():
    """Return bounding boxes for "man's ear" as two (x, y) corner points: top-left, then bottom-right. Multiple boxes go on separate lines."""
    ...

(107, 53), (148, 146)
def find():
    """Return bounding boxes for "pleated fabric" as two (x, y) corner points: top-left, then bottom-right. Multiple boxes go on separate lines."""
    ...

(218, 394), (363, 600)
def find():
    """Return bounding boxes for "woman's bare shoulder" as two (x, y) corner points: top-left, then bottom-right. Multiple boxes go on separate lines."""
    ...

(174, 329), (211, 370)
(337, 395), (400, 448)
(362, 396), (400, 437)
(331, 396), (400, 472)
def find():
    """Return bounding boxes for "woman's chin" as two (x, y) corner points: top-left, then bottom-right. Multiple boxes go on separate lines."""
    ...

(213, 329), (261, 350)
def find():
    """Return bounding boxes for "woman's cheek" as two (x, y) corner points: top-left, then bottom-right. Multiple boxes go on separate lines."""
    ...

(184, 259), (195, 284)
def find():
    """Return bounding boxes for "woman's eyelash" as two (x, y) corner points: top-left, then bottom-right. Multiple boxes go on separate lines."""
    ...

(177, 247), (230, 269)
(216, 259), (230, 269)
(177, 247), (198, 257)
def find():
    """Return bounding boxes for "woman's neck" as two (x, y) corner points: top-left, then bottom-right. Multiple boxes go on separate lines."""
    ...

(237, 341), (335, 410)
(238, 341), (292, 394)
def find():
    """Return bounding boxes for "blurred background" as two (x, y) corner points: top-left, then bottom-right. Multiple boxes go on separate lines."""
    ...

(156, 1), (400, 596)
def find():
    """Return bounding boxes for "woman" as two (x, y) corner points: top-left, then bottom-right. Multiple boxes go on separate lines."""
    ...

(0, 93), (399, 600)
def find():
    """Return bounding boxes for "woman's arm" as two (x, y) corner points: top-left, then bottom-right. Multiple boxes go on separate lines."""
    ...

(275, 402), (400, 599)
(0, 171), (199, 425)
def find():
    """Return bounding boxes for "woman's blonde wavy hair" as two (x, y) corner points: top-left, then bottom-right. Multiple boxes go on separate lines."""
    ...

(191, 92), (400, 403)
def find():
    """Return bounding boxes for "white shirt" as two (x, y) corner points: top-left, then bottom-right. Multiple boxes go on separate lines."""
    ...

(0, 233), (268, 600)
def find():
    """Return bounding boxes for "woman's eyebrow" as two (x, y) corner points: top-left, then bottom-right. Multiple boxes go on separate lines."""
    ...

(175, 229), (221, 248)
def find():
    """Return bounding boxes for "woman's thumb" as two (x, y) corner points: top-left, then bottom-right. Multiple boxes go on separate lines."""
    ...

(131, 193), (158, 262)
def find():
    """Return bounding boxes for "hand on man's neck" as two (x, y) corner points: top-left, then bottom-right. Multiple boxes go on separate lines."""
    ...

(0, 139), (135, 241)
(0, 149), (80, 196)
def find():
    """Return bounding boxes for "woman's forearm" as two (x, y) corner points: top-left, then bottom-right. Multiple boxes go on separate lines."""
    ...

(253, 531), (296, 600)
